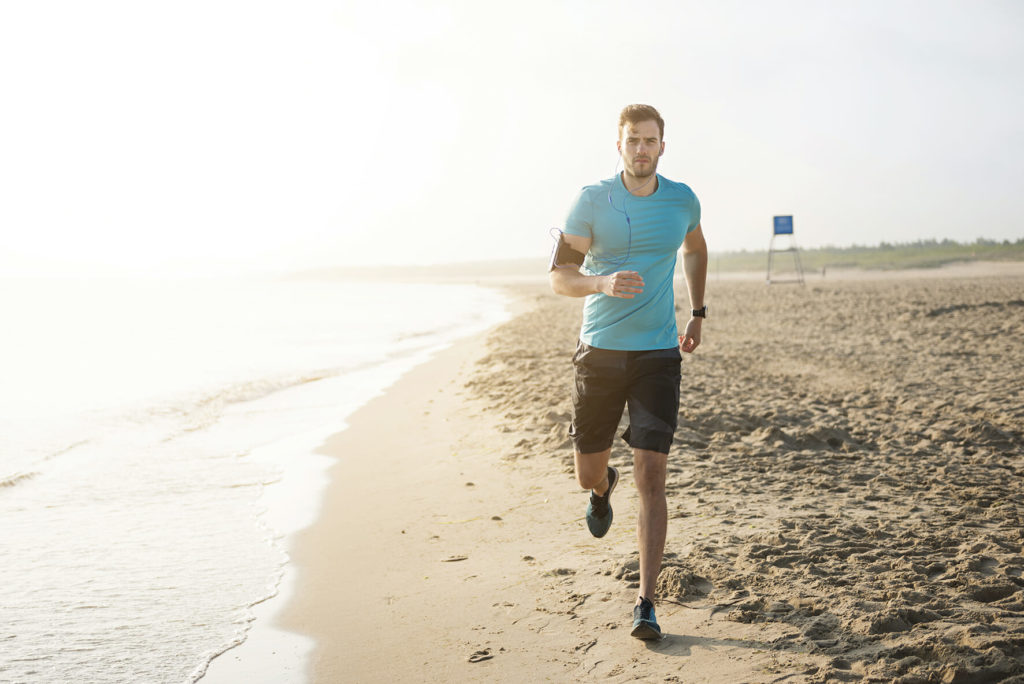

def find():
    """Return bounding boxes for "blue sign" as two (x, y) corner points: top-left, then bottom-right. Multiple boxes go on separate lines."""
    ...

(773, 215), (793, 235)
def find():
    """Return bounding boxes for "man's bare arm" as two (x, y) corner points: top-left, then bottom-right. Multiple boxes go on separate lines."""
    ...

(679, 224), (708, 353)
(549, 232), (645, 299)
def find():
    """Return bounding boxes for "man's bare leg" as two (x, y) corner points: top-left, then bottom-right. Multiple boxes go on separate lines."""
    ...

(574, 448), (612, 494)
(633, 448), (668, 603)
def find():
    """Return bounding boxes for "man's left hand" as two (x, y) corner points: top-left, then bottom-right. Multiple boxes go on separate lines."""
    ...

(679, 318), (702, 354)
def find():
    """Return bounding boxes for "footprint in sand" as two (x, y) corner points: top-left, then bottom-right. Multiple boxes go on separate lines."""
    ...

(467, 649), (493, 663)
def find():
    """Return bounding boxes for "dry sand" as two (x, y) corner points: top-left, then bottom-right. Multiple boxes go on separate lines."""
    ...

(220, 264), (1024, 683)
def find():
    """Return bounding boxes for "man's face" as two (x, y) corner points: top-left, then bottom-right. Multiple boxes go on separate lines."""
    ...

(617, 120), (664, 179)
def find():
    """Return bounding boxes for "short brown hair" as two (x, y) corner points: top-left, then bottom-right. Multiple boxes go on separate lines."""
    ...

(618, 104), (664, 140)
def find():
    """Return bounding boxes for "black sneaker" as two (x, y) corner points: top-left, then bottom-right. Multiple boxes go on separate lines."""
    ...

(585, 466), (618, 538)
(631, 597), (662, 640)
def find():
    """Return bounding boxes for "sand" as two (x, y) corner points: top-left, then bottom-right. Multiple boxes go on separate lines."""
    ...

(209, 264), (1024, 683)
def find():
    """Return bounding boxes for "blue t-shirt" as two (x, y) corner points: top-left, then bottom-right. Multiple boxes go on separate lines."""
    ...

(564, 173), (700, 351)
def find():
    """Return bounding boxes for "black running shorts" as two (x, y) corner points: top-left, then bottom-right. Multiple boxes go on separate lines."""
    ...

(568, 341), (682, 455)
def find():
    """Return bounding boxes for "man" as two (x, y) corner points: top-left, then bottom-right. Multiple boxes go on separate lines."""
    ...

(549, 104), (707, 640)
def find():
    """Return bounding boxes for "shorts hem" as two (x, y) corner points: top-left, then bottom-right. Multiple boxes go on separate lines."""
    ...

(570, 434), (615, 455)
(622, 427), (674, 455)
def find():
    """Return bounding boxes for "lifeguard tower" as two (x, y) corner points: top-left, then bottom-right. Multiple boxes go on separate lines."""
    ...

(766, 215), (805, 285)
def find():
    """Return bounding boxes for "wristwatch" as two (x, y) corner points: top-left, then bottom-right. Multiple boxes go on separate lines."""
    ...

(691, 305), (708, 318)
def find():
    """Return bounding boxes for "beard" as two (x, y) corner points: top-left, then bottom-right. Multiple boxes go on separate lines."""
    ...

(625, 155), (658, 179)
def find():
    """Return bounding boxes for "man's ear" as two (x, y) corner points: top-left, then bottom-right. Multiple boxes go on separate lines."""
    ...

(616, 139), (622, 154)
(659, 141), (665, 157)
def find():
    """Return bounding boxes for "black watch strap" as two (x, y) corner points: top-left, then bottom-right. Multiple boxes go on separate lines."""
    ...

(692, 305), (707, 318)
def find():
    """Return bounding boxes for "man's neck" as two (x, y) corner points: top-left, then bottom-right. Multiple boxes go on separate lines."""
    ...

(621, 171), (658, 197)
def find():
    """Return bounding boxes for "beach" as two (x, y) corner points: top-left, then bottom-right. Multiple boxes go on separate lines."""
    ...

(206, 264), (1024, 683)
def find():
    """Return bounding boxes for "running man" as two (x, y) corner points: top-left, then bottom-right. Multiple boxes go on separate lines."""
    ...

(549, 104), (707, 640)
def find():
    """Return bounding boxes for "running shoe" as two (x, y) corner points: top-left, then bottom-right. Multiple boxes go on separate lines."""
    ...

(631, 597), (662, 640)
(585, 466), (618, 538)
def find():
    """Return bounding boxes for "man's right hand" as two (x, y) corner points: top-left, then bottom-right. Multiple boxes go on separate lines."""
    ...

(598, 271), (644, 299)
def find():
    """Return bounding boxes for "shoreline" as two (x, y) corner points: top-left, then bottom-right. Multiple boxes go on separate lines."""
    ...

(198, 335), (507, 683)
(197, 283), (516, 683)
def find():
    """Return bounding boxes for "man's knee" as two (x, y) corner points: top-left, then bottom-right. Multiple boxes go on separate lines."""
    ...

(575, 449), (610, 490)
(633, 449), (667, 498)
(576, 471), (602, 491)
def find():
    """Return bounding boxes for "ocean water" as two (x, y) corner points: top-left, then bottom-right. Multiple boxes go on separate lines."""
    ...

(0, 275), (509, 683)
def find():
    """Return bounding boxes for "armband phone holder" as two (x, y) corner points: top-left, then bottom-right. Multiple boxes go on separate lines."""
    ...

(548, 228), (585, 272)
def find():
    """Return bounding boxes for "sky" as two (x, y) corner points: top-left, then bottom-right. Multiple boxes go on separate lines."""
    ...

(1, 0), (1022, 276)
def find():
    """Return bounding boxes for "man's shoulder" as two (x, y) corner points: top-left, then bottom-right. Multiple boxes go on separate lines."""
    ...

(656, 175), (698, 201)
(574, 176), (617, 198)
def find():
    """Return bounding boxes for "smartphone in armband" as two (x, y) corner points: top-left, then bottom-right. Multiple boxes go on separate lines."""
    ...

(548, 230), (585, 272)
